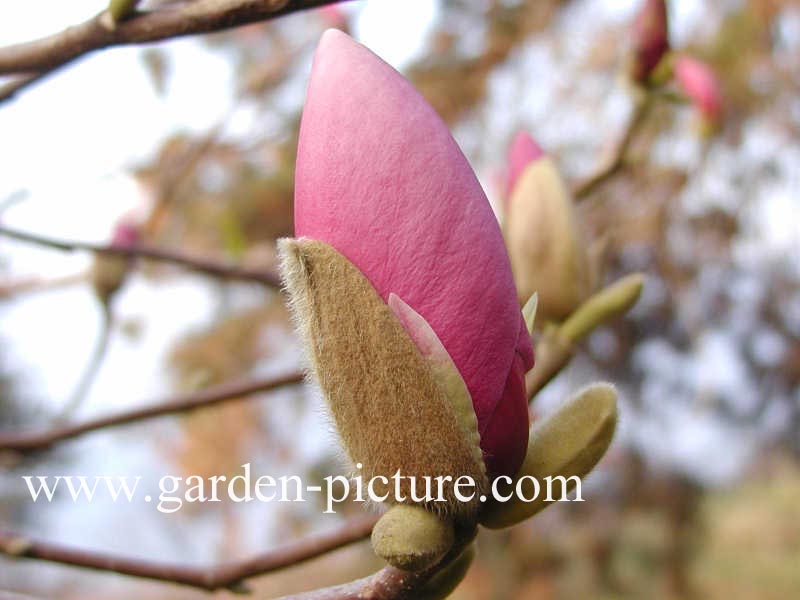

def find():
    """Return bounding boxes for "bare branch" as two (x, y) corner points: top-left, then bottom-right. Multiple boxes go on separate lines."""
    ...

(0, 73), (40, 103)
(0, 0), (341, 101)
(282, 565), (427, 600)
(277, 527), (477, 600)
(571, 91), (653, 199)
(0, 371), (304, 452)
(0, 225), (282, 288)
(0, 271), (88, 299)
(527, 274), (644, 401)
(0, 514), (376, 592)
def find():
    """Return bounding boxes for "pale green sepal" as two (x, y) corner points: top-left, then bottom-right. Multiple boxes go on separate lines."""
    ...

(480, 382), (618, 529)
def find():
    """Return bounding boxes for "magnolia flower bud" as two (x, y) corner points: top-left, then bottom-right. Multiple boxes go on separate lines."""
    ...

(480, 383), (618, 529)
(629, 0), (670, 85)
(503, 143), (593, 324)
(371, 505), (455, 571)
(105, 0), (138, 27)
(290, 30), (534, 490)
(90, 220), (140, 303)
(674, 56), (723, 133)
(318, 5), (349, 30)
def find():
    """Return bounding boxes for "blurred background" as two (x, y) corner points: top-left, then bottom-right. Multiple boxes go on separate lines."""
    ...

(0, 0), (798, 598)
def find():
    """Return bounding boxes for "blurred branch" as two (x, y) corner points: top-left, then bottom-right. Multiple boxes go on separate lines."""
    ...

(571, 91), (653, 199)
(281, 565), (430, 599)
(281, 528), (476, 599)
(53, 304), (113, 422)
(0, 73), (40, 103)
(0, 0), (342, 102)
(0, 271), (88, 299)
(0, 371), (303, 452)
(0, 514), (376, 592)
(0, 225), (282, 288)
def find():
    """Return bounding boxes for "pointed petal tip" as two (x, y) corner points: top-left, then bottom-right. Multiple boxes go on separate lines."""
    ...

(506, 131), (545, 197)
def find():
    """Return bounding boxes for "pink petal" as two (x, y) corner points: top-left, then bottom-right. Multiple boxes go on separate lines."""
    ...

(675, 57), (722, 121)
(506, 131), (544, 199)
(110, 220), (140, 248)
(295, 30), (533, 478)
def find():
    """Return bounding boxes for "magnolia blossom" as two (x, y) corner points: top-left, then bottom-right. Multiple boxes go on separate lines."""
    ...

(110, 220), (140, 248)
(630, 0), (669, 84)
(675, 56), (722, 123)
(292, 30), (533, 479)
(503, 132), (593, 322)
(91, 218), (140, 302)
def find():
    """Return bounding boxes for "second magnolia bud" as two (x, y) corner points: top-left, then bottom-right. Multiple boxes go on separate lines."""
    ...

(504, 154), (594, 324)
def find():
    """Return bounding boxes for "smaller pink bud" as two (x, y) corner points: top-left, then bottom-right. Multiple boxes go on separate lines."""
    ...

(318, 5), (348, 29)
(110, 220), (140, 248)
(675, 56), (722, 125)
(505, 131), (544, 199)
(630, 0), (669, 84)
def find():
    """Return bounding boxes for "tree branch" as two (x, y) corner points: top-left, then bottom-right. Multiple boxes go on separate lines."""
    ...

(526, 274), (644, 401)
(0, 0), (341, 101)
(0, 514), (376, 592)
(0, 73), (40, 103)
(571, 91), (653, 199)
(278, 529), (477, 599)
(0, 371), (303, 452)
(0, 225), (281, 288)
(282, 565), (427, 600)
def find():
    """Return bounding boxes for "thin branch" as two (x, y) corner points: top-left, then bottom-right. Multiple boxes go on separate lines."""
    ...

(0, 73), (41, 103)
(278, 528), (477, 600)
(0, 271), (88, 299)
(282, 565), (427, 600)
(0, 371), (303, 452)
(0, 225), (281, 288)
(0, 514), (376, 592)
(571, 91), (653, 199)
(54, 304), (113, 421)
(0, 0), (341, 101)
(526, 274), (644, 401)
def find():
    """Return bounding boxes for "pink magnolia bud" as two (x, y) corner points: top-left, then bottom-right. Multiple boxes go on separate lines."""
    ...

(110, 220), (140, 248)
(294, 30), (533, 479)
(318, 4), (348, 29)
(91, 218), (141, 302)
(505, 131), (544, 199)
(675, 56), (722, 124)
(630, 0), (670, 84)
(503, 145), (594, 323)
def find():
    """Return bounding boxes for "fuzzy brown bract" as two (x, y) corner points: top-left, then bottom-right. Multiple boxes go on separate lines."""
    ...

(278, 238), (488, 516)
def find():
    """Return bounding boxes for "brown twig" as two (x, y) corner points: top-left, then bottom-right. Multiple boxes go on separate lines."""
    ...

(571, 91), (653, 199)
(0, 73), (40, 103)
(0, 514), (376, 592)
(0, 0), (342, 102)
(0, 271), (88, 299)
(283, 565), (427, 600)
(0, 225), (281, 288)
(279, 527), (477, 599)
(0, 371), (303, 452)
(526, 274), (645, 401)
